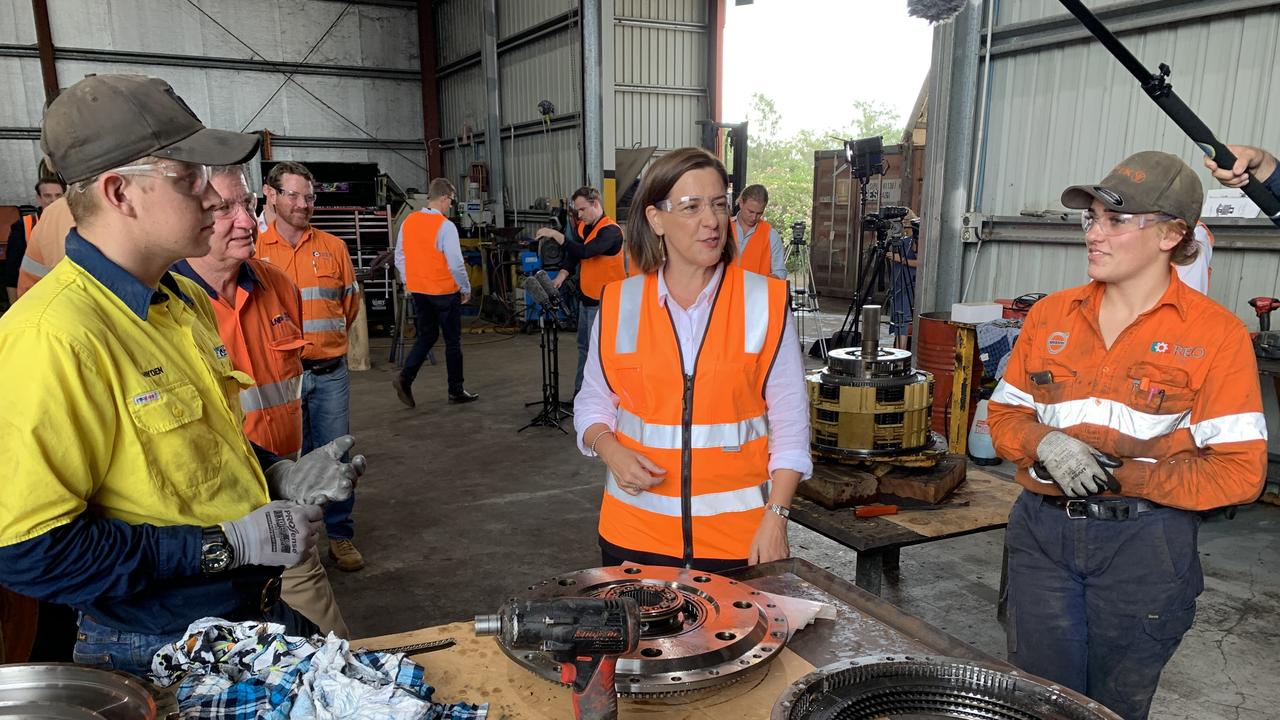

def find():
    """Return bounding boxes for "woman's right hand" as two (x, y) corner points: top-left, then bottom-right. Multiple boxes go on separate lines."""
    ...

(597, 437), (666, 495)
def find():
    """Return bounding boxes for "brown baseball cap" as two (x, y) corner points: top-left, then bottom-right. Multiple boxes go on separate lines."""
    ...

(41, 74), (260, 184)
(1062, 150), (1202, 226)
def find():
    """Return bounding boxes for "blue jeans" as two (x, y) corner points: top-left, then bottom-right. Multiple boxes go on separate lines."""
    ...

(301, 358), (353, 540)
(575, 303), (599, 398)
(72, 605), (318, 677)
(1005, 491), (1202, 720)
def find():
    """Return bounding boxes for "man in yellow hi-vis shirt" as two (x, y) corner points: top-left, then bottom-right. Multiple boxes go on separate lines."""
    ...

(0, 75), (365, 676)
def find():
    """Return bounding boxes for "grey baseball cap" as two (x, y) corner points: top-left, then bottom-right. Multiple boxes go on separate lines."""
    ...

(1062, 150), (1202, 226)
(41, 74), (260, 184)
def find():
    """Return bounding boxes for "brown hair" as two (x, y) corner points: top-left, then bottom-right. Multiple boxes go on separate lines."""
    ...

(739, 184), (768, 205)
(266, 161), (314, 188)
(1167, 219), (1199, 266)
(35, 177), (66, 193)
(427, 177), (456, 200)
(626, 147), (734, 275)
(571, 186), (601, 203)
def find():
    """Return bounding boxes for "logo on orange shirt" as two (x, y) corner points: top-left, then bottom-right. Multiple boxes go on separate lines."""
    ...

(1151, 341), (1169, 353)
(1046, 331), (1069, 354)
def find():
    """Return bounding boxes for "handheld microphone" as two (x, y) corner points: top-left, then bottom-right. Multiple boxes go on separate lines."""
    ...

(906, 0), (969, 23)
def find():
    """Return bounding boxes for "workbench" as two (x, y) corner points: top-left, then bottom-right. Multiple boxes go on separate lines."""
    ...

(357, 558), (1002, 719)
(791, 468), (1022, 595)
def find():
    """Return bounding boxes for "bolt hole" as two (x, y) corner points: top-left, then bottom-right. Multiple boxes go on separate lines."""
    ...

(715, 631), (737, 641)
(772, 631), (784, 638)
(623, 567), (642, 574)
(752, 654), (762, 659)
(774, 617), (784, 622)
(739, 659), (750, 665)
(692, 575), (710, 583)
(629, 677), (640, 683)
(761, 646), (773, 652)
(640, 647), (663, 658)
(553, 665), (561, 672)
(670, 676), (682, 682)
(558, 578), (576, 586)
(733, 600), (752, 609)
(708, 669), (719, 676)
(766, 603), (776, 608)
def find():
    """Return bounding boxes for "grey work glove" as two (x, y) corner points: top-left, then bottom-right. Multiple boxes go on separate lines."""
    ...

(222, 500), (323, 568)
(1034, 431), (1114, 498)
(266, 435), (367, 505)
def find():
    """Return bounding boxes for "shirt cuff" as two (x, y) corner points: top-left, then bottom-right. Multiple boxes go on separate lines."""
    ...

(577, 415), (618, 456)
(158, 524), (204, 579)
(768, 450), (814, 481)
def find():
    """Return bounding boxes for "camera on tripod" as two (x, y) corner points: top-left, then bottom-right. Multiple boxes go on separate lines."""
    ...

(790, 220), (806, 246)
(844, 136), (884, 180)
(862, 205), (910, 244)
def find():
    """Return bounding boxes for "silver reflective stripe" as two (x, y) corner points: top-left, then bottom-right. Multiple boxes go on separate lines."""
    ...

(614, 274), (646, 355)
(20, 255), (50, 278)
(742, 270), (769, 353)
(239, 375), (302, 413)
(300, 286), (343, 301)
(1190, 412), (1267, 446)
(343, 281), (359, 297)
(616, 407), (768, 450)
(304, 317), (346, 333)
(606, 472), (770, 517)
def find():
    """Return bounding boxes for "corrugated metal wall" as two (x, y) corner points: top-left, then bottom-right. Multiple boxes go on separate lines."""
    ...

(958, 0), (1280, 324)
(613, 0), (707, 155)
(0, 0), (426, 204)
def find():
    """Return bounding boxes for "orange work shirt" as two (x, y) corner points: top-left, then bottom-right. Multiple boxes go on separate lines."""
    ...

(987, 268), (1266, 511)
(17, 197), (75, 297)
(173, 258), (308, 458)
(255, 221), (361, 361)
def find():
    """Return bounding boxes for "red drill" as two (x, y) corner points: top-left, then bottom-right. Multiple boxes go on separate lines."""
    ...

(1248, 297), (1280, 331)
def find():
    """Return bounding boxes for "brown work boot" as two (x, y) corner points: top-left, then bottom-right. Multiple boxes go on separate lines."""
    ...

(329, 539), (365, 572)
(392, 375), (415, 408)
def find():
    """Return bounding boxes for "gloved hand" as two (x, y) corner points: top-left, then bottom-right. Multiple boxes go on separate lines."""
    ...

(266, 435), (367, 505)
(221, 501), (323, 568)
(1034, 431), (1120, 497)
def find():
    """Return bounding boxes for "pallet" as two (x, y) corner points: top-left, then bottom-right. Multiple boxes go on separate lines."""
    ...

(798, 454), (969, 509)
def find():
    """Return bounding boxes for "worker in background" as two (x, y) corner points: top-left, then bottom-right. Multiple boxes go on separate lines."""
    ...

(987, 151), (1266, 719)
(4, 177), (65, 303)
(257, 181), (276, 234)
(887, 216), (920, 349)
(1175, 222), (1214, 294)
(257, 161), (366, 572)
(1203, 143), (1280, 228)
(574, 148), (812, 571)
(536, 186), (626, 398)
(730, 184), (786, 280)
(0, 74), (364, 676)
(13, 195), (74, 298)
(172, 164), (350, 638)
(392, 177), (478, 407)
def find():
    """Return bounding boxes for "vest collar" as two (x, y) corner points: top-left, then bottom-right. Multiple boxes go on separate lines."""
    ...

(65, 229), (194, 320)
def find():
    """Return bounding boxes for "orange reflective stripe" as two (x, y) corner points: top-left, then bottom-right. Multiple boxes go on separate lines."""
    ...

(401, 211), (458, 295)
(578, 215), (626, 300)
(597, 266), (788, 560)
(732, 219), (772, 276)
(255, 223), (359, 361)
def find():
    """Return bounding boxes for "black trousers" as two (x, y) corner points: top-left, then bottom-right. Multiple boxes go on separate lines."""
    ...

(403, 292), (464, 395)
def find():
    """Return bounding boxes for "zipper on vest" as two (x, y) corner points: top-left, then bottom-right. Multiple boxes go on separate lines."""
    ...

(680, 372), (695, 567)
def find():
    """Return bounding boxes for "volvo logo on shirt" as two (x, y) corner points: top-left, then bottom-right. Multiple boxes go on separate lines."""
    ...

(1046, 331), (1069, 354)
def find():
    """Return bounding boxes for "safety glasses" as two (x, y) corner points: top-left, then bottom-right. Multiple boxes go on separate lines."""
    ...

(656, 194), (731, 218)
(1081, 210), (1176, 236)
(213, 192), (258, 219)
(109, 161), (212, 197)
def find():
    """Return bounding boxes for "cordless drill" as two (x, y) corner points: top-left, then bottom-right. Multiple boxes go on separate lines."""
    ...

(475, 597), (640, 720)
(1248, 297), (1280, 359)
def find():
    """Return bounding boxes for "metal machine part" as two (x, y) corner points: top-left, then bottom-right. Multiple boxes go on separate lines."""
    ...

(810, 306), (935, 458)
(772, 655), (1122, 720)
(0, 664), (177, 719)
(493, 565), (789, 697)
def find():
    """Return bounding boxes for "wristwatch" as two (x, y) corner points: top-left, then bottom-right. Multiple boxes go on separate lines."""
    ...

(201, 526), (235, 574)
(767, 503), (791, 520)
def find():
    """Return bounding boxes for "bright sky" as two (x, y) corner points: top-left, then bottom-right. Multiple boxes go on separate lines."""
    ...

(722, 0), (935, 137)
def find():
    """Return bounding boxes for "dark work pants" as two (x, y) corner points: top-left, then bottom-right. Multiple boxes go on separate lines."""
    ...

(403, 292), (464, 395)
(1005, 491), (1202, 720)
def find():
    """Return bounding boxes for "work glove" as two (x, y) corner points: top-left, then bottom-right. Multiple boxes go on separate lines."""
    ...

(222, 501), (323, 568)
(1033, 431), (1122, 497)
(266, 435), (367, 505)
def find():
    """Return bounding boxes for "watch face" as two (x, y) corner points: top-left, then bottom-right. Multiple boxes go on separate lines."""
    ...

(202, 530), (233, 573)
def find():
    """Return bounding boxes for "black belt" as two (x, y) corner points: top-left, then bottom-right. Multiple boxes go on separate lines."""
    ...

(1039, 494), (1164, 521)
(303, 357), (343, 375)
(239, 575), (282, 617)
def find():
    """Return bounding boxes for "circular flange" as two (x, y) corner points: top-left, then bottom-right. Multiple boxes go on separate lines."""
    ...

(499, 565), (789, 696)
(826, 347), (913, 379)
(771, 655), (1122, 720)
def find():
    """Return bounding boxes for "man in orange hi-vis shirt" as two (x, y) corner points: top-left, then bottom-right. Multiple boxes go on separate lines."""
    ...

(987, 151), (1266, 720)
(256, 161), (366, 572)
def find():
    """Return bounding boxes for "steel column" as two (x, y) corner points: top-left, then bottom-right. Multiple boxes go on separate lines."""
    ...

(582, 0), (604, 190)
(481, 0), (506, 226)
(418, 2), (442, 178)
(31, 0), (58, 103)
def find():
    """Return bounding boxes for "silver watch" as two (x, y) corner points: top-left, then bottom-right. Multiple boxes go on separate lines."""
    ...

(767, 503), (791, 520)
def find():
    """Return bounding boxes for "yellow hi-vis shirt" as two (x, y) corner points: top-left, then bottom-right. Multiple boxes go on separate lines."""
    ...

(0, 242), (269, 547)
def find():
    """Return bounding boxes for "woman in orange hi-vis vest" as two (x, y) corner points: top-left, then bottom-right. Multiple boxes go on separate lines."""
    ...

(573, 148), (813, 572)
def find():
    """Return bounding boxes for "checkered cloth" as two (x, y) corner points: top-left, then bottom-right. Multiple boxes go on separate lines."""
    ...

(975, 319), (1023, 382)
(152, 618), (487, 719)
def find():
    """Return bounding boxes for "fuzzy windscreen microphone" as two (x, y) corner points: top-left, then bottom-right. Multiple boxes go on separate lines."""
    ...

(906, 0), (970, 24)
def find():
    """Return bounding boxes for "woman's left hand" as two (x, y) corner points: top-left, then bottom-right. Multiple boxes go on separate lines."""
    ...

(748, 513), (790, 565)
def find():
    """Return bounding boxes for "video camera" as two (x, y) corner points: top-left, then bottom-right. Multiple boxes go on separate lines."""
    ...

(862, 205), (910, 243)
(790, 220), (806, 246)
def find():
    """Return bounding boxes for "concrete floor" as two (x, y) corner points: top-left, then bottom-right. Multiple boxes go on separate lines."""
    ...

(330, 329), (1280, 720)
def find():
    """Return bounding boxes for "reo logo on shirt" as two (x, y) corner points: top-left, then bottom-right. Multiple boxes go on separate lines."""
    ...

(1046, 331), (1069, 354)
(1152, 341), (1205, 359)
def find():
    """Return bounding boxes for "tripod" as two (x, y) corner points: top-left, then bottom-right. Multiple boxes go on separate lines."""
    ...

(519, 286), (572, 433)
(785, 221), (826, 357)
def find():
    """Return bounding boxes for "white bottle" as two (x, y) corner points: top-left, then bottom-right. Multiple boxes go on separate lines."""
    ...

(967, 393), (1001, 466)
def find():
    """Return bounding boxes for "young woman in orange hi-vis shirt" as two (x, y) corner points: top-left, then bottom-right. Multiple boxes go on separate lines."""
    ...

(987, 151), (1266, 720)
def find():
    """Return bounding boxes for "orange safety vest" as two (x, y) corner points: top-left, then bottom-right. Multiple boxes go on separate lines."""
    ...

(597, 265), (788, 562)
(17, 197), (74, 297)
(204, 259), (308, 458)
(401, 210), (459, 295)
(22, 215), (35, 240)
(256, 222), (361, 361)
(578, 215), (627, 301)
(731, 219), (772, 277)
